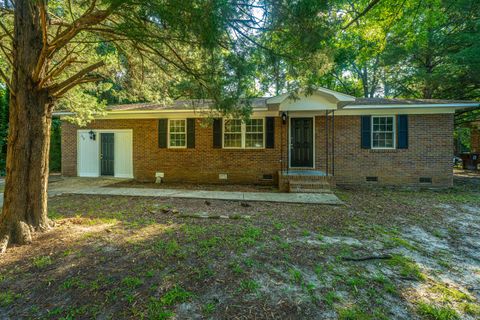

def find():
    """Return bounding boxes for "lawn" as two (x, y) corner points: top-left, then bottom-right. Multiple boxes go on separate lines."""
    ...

(1, 176), (479, 319)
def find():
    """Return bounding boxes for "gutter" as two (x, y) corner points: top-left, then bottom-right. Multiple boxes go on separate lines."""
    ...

(342, 103), (480, 109)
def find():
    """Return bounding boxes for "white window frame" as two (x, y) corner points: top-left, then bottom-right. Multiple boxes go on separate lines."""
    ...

(222, 118), (265, 149)
(371, 115), (396, 150)
(168, 119), (187, 148)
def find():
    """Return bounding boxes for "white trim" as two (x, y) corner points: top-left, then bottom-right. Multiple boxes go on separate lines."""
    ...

(106, 107), (270, 113)
(288, 116), (315, 169)
(343, 103), (479, 109)
(167, 119), (187, 149)
(371, 115), (396, 150)
(334, 108), (458, 115)
(221, 117), (265, 149)
(267, 88), (356, 105)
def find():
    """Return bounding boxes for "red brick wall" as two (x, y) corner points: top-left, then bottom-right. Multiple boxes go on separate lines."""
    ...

(62, 114), (454, 187)
(471, 128), (480, 153)
(61, 118), (287, 184)
(314, 114), (454, 187)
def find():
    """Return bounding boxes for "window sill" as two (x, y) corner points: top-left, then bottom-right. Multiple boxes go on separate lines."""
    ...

(369, 149), (403, 153)
(222, 148), (266, 150)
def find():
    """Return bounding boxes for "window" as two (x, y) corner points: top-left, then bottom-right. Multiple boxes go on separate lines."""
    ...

(245, 119), (264, 148)
(224, 119), (242, 148)
(223, 118), (264, 149)
(168, 119), (186, 148)
(372, 116), (395, 149)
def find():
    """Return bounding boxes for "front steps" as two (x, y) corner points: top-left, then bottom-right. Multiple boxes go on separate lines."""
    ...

(279, 171), (335, 193)
(289, 180), (332, 193)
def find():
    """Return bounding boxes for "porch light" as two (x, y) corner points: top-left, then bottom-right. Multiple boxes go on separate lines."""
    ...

(281, 112), (287, 124)
(89, 130), (96, 141)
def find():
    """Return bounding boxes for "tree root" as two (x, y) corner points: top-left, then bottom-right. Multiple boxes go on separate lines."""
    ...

(342, 254), (393, 261)
(0, 219), (53, 254)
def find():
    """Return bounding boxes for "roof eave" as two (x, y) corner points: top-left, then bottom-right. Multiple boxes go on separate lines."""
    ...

(342, 103), (480, 109)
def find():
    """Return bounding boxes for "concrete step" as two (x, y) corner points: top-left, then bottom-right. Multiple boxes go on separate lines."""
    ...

(289, 181), (333, 193)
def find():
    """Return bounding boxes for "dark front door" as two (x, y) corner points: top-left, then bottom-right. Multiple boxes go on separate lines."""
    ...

(290, 118), (313, 167)
(100, 133), (114, 176)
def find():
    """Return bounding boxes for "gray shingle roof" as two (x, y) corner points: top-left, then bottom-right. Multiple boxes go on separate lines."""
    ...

(338, 98), (479, 108)
(107, 98), (269, 111)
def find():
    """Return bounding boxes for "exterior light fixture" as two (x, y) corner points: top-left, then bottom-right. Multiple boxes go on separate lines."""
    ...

(281, 112), (287, 124)
(89, 130), (96, 141)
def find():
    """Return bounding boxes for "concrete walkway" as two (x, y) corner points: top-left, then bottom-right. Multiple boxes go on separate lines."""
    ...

(0, 177), (343, 205)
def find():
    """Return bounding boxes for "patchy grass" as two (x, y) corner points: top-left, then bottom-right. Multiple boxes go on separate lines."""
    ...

(0, 173), (479, 318)
(417, 302), (460, 320)
(31, 255), (53, 269)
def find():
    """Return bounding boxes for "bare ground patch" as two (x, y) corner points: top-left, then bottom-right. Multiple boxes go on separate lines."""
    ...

(1, 175), (479, 319)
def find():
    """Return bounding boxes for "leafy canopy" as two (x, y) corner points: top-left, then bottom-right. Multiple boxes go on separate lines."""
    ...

(0, 0), (353, 124)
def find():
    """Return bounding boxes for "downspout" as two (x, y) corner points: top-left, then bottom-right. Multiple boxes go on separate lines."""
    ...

(332, 110), (335, 176)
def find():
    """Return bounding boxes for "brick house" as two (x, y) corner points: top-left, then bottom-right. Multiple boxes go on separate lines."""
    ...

(59, 88), (479, 190)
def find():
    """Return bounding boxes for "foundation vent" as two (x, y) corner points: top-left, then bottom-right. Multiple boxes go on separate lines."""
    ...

(419, 177), (432, 184)
(219, 173), (228, 180)
(366, 176), (378, 182)
(262, 174), (274, 181)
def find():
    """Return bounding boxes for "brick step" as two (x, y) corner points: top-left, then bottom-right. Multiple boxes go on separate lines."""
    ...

(289, 181), (333, 193)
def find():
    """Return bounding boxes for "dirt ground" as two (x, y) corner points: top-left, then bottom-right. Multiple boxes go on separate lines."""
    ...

(108, 180), (280, 193)
(0, 173), (479, 319)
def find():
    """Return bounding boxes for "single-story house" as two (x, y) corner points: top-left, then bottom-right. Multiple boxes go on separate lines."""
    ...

(58, 88), (480, 191)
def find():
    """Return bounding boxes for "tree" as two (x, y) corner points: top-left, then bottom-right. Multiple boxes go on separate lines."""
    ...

(0, 0), (346, 252)
(382, 0), (480, 100)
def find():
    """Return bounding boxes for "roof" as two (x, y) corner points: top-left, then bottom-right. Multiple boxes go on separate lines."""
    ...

(53, 88), (480, 117)
(339, 98), (480, 109)
(107, 98), (269, 112)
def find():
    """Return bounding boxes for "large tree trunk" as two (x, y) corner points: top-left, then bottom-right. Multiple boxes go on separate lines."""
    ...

(0, 0), (52, 253)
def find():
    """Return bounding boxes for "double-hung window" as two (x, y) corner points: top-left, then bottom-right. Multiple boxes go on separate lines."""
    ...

(371, 116), (395, 149)
(223, 118), (264, 149)
(168, 119), (186, 148)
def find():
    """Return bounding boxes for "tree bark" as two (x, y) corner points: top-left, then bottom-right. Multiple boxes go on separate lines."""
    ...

(0, 0), (52, 253)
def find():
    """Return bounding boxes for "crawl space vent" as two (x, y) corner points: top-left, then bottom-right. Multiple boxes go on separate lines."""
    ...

(419, 177), (432, 184)
(366, 176), (378, 182)
(262, 174), (274, 180)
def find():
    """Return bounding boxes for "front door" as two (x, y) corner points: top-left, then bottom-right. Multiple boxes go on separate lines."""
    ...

(100, 133), (114, 176)
(290, 118), (313, 167)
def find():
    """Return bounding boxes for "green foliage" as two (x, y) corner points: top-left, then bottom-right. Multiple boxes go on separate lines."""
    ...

(49, 119), (62, 172)
(32, 256), (53, 269)
(239, 279), (260, 293)
(417, 302), (460, 320)
(337, 306), (370, 320)
(0, 291), (20, 307)
(121, 276), (144, 288)
(387, 254), (425, 280)
(159, 286), (192, 306)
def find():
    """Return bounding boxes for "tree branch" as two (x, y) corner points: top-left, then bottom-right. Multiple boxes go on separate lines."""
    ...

(0, 19), (13, 41)
(342, 0), (381, 29)
(33, 1), (50, 82)
(48, 1), (120, 58)
(53, 76), (103, 98)
(0, 67), (13, 93)
(40, 57), (79, 88)
(48, 60), (104, 94)
(0, 42), (13, 66)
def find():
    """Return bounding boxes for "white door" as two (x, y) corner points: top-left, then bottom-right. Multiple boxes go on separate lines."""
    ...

(77, 130), (133, 178)
(114, 131), (133, 178)
(77, 131), (100, 177)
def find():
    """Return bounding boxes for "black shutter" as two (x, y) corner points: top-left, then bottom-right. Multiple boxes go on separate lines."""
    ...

(265, 117), (275, 148)
(213, 118), (222, 148)
(158, 119), (167, 148)
(187, 118), (195, 148)
(398, 115), (408, 149)
(361, 115), (371, 149)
